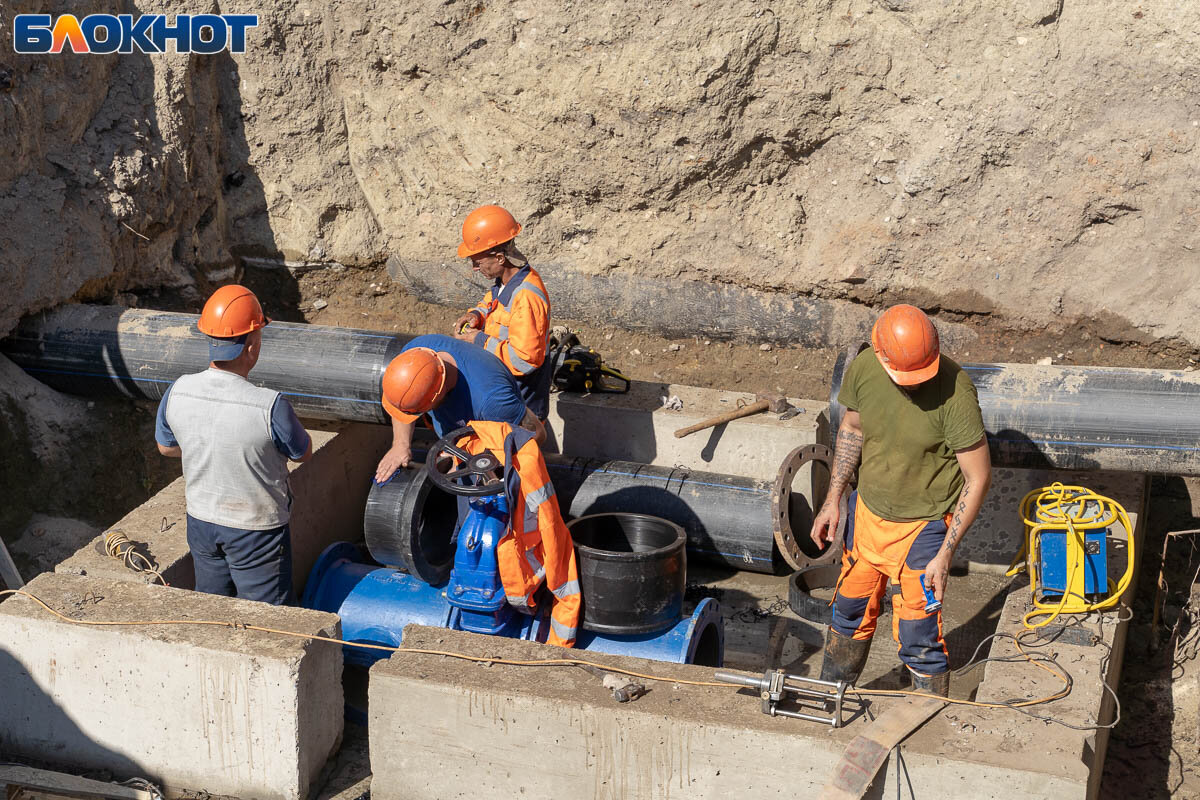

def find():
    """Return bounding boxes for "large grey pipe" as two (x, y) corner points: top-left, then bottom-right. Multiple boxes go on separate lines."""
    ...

(8, 305), (1200, 475)
(2, 305), (411, 424)
(829, 347), (1200, 475)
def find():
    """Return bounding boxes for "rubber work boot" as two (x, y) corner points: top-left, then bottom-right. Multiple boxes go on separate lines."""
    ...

(908, 668), (950, 697)
(818, 627), (872, 686)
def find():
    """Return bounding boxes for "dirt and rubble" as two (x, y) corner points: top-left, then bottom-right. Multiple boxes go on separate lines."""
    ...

(271, 262), (1200, 400)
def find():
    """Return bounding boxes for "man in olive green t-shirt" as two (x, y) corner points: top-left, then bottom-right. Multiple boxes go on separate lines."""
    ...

(809, 305), (992, 697)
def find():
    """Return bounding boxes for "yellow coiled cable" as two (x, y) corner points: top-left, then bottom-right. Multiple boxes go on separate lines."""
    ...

(1006, 482), (1134, 630)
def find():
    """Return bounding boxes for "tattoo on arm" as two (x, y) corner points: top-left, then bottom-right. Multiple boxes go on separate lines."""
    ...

(519, 408), (539, 433)
(828, 428), (863, 499)
(940, 478), (972, 556)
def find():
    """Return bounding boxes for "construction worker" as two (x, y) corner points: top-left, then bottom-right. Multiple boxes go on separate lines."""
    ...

(460, 421), (581, 647)
(810, 304), (991, 697)
(374, 333), (544, 483)
(154, 285), (312, 605)
(451, 205), (553, 424)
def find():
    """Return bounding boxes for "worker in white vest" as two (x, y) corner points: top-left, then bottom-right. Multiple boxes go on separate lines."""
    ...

(154, 285), (312, 604)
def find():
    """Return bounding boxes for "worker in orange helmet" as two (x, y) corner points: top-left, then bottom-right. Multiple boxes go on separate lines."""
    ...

(374, 333), (545, 483)
(154, 285), (312, 605)
(451, 205), (553, 427)
(810, 304), (991, 697)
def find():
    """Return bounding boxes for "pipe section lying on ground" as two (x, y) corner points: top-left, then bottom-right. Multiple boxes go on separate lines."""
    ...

(2, 305), (410, 424)
(829, 346), (1200, 476)
(370, 451), (833, 576)
(548, 455), (827, 574)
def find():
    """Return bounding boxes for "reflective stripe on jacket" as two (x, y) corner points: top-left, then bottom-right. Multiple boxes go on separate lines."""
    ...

(460, 420), (581, 647)
(471, 266), (553, 419)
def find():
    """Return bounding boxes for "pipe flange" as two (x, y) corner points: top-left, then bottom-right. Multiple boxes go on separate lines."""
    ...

(772, 444), (845, 572)
(364, 467), (458, 585)
(787, 564), (842, 624)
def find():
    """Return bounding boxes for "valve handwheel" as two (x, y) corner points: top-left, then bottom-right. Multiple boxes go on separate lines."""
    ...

(424, 426), (506, 496)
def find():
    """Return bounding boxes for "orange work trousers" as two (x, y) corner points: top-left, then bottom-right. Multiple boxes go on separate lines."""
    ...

(830, 491), (951, 675)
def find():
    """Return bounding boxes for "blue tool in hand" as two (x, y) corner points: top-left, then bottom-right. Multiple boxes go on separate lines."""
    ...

(919, 574), (942, 614)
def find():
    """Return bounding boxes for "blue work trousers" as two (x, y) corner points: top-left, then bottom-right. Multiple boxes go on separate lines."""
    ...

(186, 514), (295, 605)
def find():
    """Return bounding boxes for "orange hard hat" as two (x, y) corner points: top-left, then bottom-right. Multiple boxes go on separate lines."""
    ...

(381, 348), (448, 423)
(457, 205), (522, 258)
(198, 284), (269, 338)
(871, 304), (941, 386)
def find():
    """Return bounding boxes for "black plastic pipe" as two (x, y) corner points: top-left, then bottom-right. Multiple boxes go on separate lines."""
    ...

(546, 456), (822, 574)
(2, 305), (410, 424)
(829, 347), (1200, 475)
(569, 513), (687, 635)
(363, 452), (816, 576)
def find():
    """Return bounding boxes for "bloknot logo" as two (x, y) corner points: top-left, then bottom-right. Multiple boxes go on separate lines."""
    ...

(13, 14), (259, 54)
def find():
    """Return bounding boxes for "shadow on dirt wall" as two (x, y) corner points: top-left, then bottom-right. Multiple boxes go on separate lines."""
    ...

(1, 30), (293, 570)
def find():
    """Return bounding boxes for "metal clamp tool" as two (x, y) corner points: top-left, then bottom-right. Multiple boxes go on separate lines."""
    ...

(716, 669), (859, 728)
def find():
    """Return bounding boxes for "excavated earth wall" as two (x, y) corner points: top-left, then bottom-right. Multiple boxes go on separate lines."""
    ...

(1, 0), (1198, 345)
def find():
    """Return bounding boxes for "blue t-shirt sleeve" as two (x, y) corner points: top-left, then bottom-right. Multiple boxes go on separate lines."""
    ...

(154, 383), (178, 448)
(484, 384), (527, 429)
(270, 396), (311, 459)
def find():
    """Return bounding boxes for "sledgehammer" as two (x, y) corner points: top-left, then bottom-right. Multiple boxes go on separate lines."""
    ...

(673, 392), (791, 438)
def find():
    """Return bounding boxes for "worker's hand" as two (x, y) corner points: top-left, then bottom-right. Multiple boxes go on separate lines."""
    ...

(453, 326), (480, 343)
(809, 497), (841, 548)
(453, 311), (482, 335)
(375, 445), (412, 484)
(924, 551), (951, 603)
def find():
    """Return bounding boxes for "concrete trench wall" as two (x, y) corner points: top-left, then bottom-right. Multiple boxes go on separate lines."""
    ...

(368, 628), (1095, 800)
(0, 573), (343, 800)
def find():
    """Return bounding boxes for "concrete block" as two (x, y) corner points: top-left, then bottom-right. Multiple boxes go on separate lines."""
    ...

(56, 422), (392, 596)
(55, 477), (193, 588)
(284, 422), (391, 595)
(0, 572), (343, 800)
(977, 484), (1141, 800)
(548, 381), (825, 481)
(369, 627), (1091, 800)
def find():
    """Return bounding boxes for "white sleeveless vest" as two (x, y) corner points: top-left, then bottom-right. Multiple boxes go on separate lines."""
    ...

(165, 369), (292, 529)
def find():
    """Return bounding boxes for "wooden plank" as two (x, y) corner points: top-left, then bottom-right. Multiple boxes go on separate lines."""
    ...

(0, 536), (23, 590)
(817, 697), (947, 800)
(0, 766), (153, 800)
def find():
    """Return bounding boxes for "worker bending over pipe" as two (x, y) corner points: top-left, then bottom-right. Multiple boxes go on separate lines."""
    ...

(810, 305), (992, 696)
(154, 285), (313, 605)
(375, 333), (544, 482)
(451, 205), (553, 429)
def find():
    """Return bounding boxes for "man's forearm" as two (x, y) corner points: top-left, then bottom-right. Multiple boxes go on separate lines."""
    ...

(937, 476), (987, 559)
(391, 417), (414, 449)
(827, 425), (863, 502)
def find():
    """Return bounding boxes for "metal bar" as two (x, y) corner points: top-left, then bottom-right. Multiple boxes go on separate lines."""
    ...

(771, 708), (839, 726)
(714, 670), (764, 688)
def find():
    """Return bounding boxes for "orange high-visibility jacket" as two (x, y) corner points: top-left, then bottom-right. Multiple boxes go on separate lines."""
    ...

(470, 266), (550, 380)
(460, 421), (581, 647)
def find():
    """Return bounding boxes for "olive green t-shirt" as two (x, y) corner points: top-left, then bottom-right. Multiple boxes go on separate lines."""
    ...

(838, 349), (986, 522)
